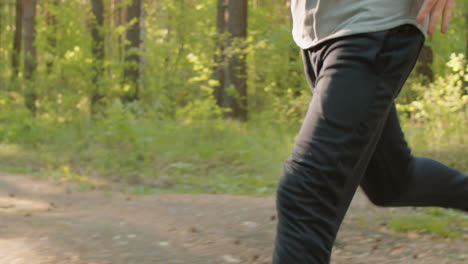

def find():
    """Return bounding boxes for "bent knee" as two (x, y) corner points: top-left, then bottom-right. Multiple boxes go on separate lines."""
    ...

(362, 188), (402, 207)
(366, 193), (393, 207)
(276, 158), (340, 209)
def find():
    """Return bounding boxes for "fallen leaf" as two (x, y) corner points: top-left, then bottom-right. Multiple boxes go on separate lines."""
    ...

(159, 241), (170, 247)
(242, 221), (258, 228)
(390, 247), (403, 256)
(221, 254), (240, 263)
(0, 204), (15, 209)
(407, 231), (420, 239)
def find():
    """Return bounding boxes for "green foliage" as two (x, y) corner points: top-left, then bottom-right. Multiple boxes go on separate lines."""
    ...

(428, 3), (467, 76)
(1, 0), (466, 121)
(397, 53), (467, 144)
(1, 70), (466, 194)
(0, 101), (295, 194)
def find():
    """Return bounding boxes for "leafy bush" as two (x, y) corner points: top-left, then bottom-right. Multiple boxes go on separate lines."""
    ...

(397, 53), (467, 143)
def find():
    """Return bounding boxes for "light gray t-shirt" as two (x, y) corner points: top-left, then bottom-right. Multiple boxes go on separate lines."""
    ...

(291, 0), (429, 49)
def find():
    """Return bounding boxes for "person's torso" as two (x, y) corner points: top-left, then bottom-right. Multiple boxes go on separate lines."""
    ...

(291, 0), (429, 49)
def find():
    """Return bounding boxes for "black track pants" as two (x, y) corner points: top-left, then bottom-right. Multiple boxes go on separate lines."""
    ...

(273, 24), (468, 264)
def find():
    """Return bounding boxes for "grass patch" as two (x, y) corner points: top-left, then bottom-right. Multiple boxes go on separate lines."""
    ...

(0, 113), (465, 196)
(0, 116), (297, 195)
(388, 208), (468, 239)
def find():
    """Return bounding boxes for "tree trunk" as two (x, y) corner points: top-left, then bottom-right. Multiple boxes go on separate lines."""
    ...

(0, 1), (3, 78)
(122, 0), (141, 102)
(90, 0), (105, 116)
(11, 0), (22, 80)
(465, 11), (467, 90)
(113, 0), (126, 63)
(415, 44), (434, 84)
(283, 0), (302, 97)
(0, 1), (3, 52)
(138, 0), (146, 93)
(226, 0), (248, 121)
(45, 0), (59, 74)
(23, 0), (37, 116)
(213, 0), (227, 107)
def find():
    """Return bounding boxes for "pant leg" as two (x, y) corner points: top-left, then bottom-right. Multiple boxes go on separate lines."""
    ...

(273, 25), (424, 264)
(361, 105), (468, 211)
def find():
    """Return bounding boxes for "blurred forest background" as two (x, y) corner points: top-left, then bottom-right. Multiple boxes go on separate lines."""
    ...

(0, 0), (466, 196)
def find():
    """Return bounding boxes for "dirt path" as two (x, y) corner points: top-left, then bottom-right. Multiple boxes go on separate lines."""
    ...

(0, 172), (466, 264)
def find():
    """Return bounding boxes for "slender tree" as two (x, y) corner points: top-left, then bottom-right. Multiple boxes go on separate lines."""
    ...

(45, 0), (59, 74)
(23, 0), (37, 115)
(0, 1), (3, 50)
(0, 0), (3, 76)
(283, 0), (302, 97)
(112, 0), (126, 63)
(465, 10), (468, 89)
(0, 0), (7, 90)
(11, 0), (22, 80)
(225, 0), (248, 121)
(90, 0), (105, 116)
(213, 0), (227, 107)
(122, 0), (142, 102)
(416, 44), (434, 84)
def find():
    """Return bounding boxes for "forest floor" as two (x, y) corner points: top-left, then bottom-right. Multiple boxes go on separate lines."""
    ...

(0, 171), (467, 264)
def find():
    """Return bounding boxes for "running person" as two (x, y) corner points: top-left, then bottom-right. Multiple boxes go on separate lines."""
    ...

(273, 0), (467, 263)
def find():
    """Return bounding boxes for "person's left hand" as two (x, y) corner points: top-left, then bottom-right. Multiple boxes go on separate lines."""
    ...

(416, 0), (456, 35)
